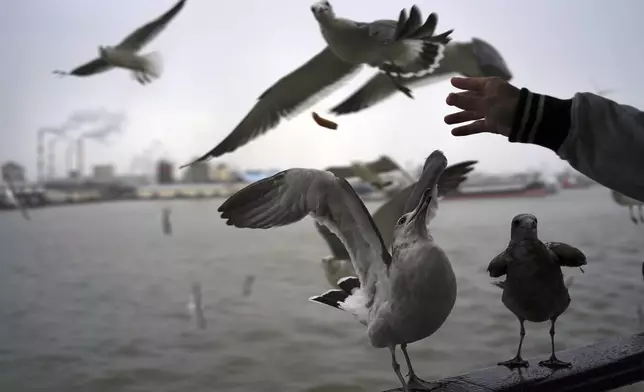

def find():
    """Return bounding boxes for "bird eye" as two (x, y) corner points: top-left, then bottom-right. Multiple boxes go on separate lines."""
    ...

(397, 216), (407, 226)
(512, 220), (519, 227)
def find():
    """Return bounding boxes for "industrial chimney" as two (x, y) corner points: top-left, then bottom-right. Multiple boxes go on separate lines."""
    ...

(76, 137), (84, 177)
(47, 138), (57, 180)
(65, 141), (75, 178)
(37, 130), (45, 182)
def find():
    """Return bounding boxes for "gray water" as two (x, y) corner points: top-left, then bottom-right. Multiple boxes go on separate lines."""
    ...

(0, 187), (642, 392)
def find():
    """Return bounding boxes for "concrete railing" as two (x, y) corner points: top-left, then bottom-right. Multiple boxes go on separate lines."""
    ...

(383, 332), (644, 392)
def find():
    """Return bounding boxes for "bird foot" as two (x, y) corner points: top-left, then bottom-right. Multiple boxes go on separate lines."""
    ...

(538, 357), (571, 369)
(398, 85), (414, 99)
(406, 374), (444, 391)
(498, 356), (529, 369)
(385, 72), (414, 99)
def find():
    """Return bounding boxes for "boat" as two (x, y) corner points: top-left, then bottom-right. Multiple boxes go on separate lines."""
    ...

(444, 176), (555, 200)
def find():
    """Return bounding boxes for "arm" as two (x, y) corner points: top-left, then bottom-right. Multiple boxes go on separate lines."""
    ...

(508, 89), (644, 201)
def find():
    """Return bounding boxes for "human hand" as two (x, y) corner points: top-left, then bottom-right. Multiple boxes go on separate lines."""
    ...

(444, 77), (520, 137)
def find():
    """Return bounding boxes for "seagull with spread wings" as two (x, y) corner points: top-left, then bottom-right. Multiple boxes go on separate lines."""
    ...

(218, 150), (457, 391)
(183, 2), (453, 167)
(53, 0), (187, 85)
(318, 160), (476, 289)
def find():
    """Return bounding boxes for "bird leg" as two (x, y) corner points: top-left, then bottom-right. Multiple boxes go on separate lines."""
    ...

(386, 72), (414, 99)
(498, 319), (529, 369)
(629, 206), (638, 224)
(381, 58), (414, 99)
(401, 344), (444, 391)
(390, 346), (411, 392)
(538, 318), (572, 369)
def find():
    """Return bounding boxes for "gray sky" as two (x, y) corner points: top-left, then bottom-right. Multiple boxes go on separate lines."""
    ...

(2, 0), (644, 179)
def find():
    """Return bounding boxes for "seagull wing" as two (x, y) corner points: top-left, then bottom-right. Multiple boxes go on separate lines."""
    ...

(116, 0), (187, 52)
(183, 47), (361, 167)
(402, 158), (476, 215)
(330, 38), (512, 115)
(487, 251), (510, 278)
(314, 221), (350, 260)
(53, 58), (113, 77)
(373, 160), (477, 248)
(218, 169), (391, 285)
(545, 242), (587, 268)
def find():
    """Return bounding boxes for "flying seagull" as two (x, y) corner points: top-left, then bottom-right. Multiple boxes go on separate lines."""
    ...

(488, 213), (587, 369)
(182, 2), (453, 167)
(324, 155), (406, 192)
(218, 150), (457, 391)
(53, 0), (187, 85)
(317, 160), (476, 289)
(331, 37), (513, 115)
(610, 190), (644, 224)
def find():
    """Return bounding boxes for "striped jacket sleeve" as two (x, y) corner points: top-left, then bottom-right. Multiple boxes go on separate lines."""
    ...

(509, 88), (644, 202)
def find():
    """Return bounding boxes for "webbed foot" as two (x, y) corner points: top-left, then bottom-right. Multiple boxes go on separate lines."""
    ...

(538, 356), (572, 369)
(498, 356), (529, 369)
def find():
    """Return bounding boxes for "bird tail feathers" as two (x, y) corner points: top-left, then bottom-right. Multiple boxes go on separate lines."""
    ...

(380, 29), (452, 79)
(309, 285), (368, 325)
(141, 51), (163, 78)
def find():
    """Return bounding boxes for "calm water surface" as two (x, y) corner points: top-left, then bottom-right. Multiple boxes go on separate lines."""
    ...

(0, 187), (643, 392)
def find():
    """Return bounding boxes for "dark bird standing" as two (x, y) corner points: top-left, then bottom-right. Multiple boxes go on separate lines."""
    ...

(488, 213), (586, 369)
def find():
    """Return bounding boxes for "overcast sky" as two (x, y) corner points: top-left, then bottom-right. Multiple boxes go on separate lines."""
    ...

(2, 0), (644, 180)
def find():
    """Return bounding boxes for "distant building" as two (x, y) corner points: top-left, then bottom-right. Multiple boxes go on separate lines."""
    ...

(182, 160), (210, 183)
(92, 164), (115, 181)
(115, 175), (151, 187)
(1, 161), (25, 183)
(156, 160), (174, 184)
(212, 163), (240, 182)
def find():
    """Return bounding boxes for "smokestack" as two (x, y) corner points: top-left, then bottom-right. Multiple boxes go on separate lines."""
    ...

(37, 130), (45, 182)
(77, 137), (84, 177)
(65, 141), (75, 177)
(47, 138), (57, 180)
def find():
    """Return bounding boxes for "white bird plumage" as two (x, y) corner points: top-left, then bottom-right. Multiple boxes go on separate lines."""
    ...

(218, 150), (457, 391)
(53, 0), (187, 85)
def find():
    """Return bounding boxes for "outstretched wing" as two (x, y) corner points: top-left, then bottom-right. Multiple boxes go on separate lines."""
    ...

(218, 169), (391, 286)
(53, 58), (113, 77)
(373, 160), (477, 249)
(545, 242), (587, 268)
(487, 251), (510, 278)
(314, 221), (350, 260)
(182, 47), (361, 167)
(330, 37), (512, 115)
(116, 0), (187, 52)
(402, 158), (476, 216)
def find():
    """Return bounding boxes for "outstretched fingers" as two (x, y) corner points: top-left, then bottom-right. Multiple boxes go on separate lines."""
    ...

(450, 76), (489, 92)
(450, 120), (488, 136)
(446, 90), (486, 112)
(444, 110), (482, 125)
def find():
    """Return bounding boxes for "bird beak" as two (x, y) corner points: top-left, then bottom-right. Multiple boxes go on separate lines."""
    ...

(402, 150), (447, 214)
(408, 187), (433, 222)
